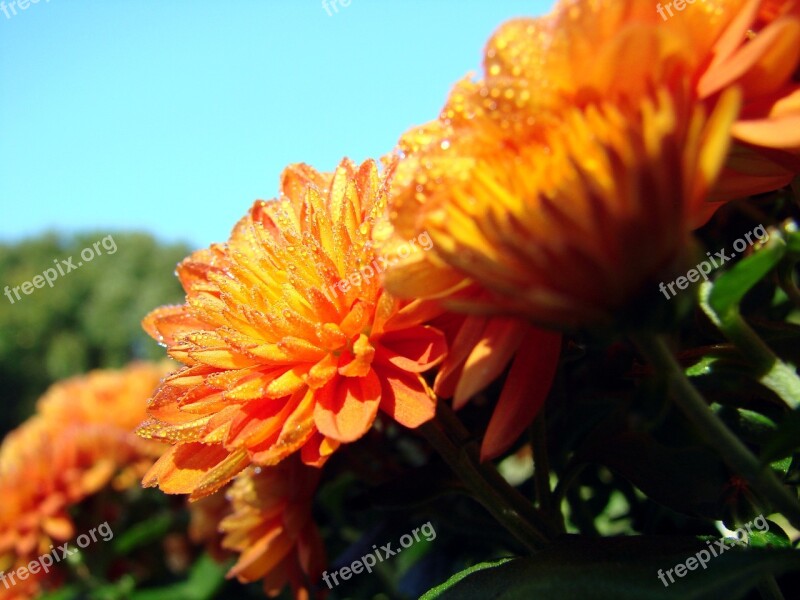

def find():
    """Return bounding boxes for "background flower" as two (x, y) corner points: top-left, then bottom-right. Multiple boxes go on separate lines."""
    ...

(219, 460), (325, 599)
(0, 363), (171, 597)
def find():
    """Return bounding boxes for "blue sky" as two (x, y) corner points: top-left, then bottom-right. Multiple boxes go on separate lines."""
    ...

(0, 0), (552, 249)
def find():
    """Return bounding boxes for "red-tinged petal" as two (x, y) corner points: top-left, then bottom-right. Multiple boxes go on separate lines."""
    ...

(732, 113), (800, 147)
(378, 365), (436, 429)
(453, 317), (527, 409)
(144, 381), (187, 411)
(481, 330), (562, 461)
(300, 431), (340, 467)
(297, 522), (326, 582)
(705, 0), (762, 76)
(143, 305), (209, 346)
(190, 449), (252, 500)
(313, 371), (381, 442)
(384, 298), (446, 333)
(142, 443), (237, 496)
(259, 556), (292, 596)
(375, 326), (447, 373)
(338, 334), (375, 377)
(701, 12), (800, 98)
(226, 396), (299, 448)
(434, 314), (486, 399)
(248, 391), (316, 465)
(370, 291), (401, 335)
(708, 143), (796, 202)
(228, 527), (294, 582)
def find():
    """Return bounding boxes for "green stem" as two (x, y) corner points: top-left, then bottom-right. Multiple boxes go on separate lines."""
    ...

(552, 461), (587, 506)
(531, 409), (564, 533)
(777, 261), (800, 309)
(420, 402), (556, 552)
(721, 313), (800, 408)
(633, 334), (800, 530)
(757, 575), (786, 600)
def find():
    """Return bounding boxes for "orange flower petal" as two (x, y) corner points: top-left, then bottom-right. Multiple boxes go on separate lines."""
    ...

(481, 330), (562, 461)
(375, 325), (447, 373)
(313, 371), (381, 442)
(454, 318), (527, 409)
(378, 365), (436, 429)
(142, 443), (246, 498)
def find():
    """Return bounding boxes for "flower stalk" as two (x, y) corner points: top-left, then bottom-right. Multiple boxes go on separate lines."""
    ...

(633, 334), (800, 530)
(420, 402), (557, 552)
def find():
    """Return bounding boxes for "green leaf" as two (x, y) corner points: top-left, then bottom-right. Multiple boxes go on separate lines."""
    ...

(761, 409), (800, 462)
(577, 430), (729, 519)
(770, 456), (792, 475)
(37, 588), (80, 600)
(714, 406), (778, 447)
(113, 513), (174, 555)
(748, 520), (791, 549)
(707, 236), (786, 320)
(419, 536), (800, 600)
(129, 554), (228, 600)
(686, 356), (718, 377)
(419, 559), (512, 600)
(88, 575), (136, 600)
(699, 231), (800, 409)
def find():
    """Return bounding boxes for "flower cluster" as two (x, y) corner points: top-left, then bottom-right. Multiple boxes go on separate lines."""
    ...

(134, 1), (800, 597)
(0, 363), (172, 599)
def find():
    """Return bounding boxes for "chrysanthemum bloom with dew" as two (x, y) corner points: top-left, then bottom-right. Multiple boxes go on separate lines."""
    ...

(382, 0), (800, 458)
(0, 363), (171, 595)
(138, 159), (447, 500)
(218, 459), (324, 599)
(386, 0), (800, 327)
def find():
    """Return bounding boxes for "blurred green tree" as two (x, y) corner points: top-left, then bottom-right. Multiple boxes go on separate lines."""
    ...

(0, 232), (191, 435)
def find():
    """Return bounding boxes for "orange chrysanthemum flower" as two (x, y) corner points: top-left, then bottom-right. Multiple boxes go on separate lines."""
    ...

(0, 363), (171, 597)
(219, 460), (325, 599)
(139, 159), (447, 499)
(384, 0), (800, 329)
